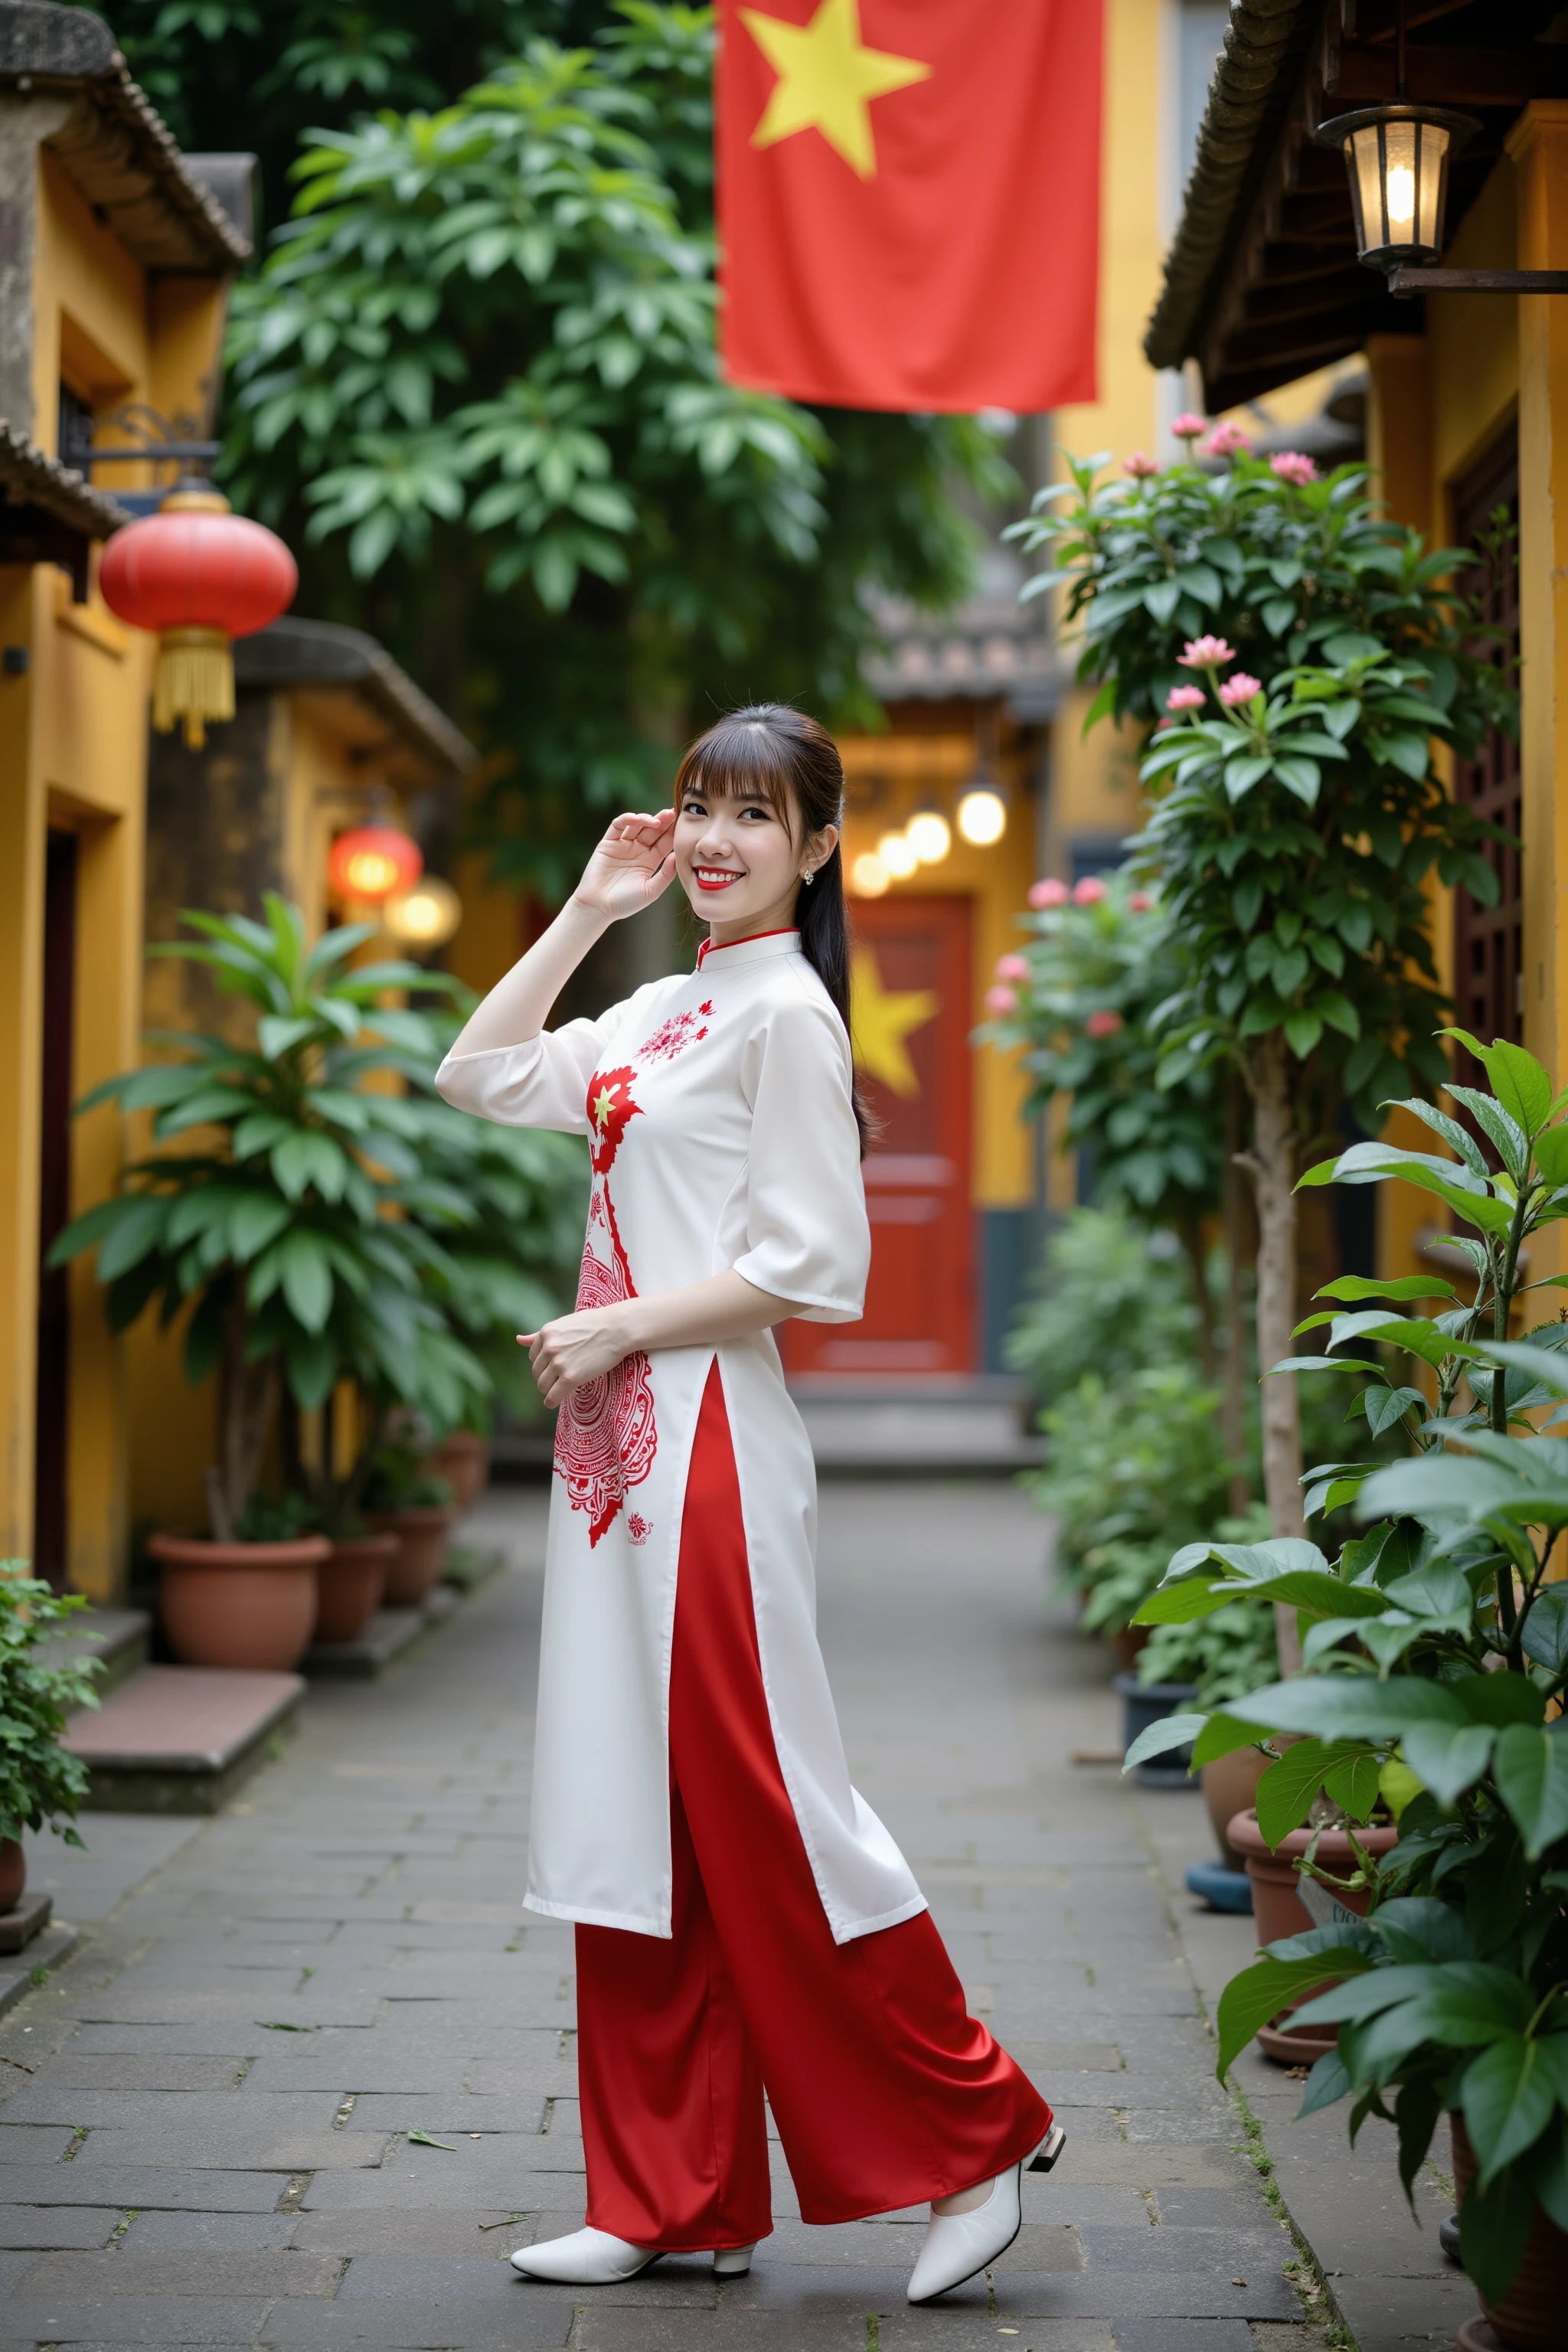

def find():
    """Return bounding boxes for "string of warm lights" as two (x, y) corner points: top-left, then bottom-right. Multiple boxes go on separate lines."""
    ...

(849, 784), (1007, 897)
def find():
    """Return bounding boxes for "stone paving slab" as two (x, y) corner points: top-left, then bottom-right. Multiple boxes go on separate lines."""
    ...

(0, 1480), (1399, 2351)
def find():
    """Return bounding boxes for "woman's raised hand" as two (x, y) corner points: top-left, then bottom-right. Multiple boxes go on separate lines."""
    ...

(572, 811), (678, 923)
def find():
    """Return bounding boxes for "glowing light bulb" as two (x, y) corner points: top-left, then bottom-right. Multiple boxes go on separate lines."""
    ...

(876, 830), (918, 880)
(957, 789), (1007, 846)
(906, 810), (952, 864)
(851, 852), (891, 897)
(1386, 164), (1416, 227)
(384, 877), (462, 949)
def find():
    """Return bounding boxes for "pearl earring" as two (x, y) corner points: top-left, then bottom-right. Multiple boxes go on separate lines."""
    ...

(802, 868), (815, 885)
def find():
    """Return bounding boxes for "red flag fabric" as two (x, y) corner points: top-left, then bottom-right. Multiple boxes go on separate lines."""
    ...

(716, 0), (1102, 414)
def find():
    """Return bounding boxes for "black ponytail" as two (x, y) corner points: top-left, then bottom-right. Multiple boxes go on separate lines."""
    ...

(673, 704), (874, 1155)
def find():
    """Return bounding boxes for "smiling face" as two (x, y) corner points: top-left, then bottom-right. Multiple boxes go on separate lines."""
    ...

(674, 774), (838, 944)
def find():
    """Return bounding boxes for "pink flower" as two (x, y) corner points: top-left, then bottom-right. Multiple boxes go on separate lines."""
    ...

(995, 953), (1031, 984)
(1218, 672), (1263, 707)
(1073, 877), (1108, 906)
(1178, 635), (1235, 671)
(1123, 450), (1158, 478)
(1171, 413), (1207, 440)
(1166, 683), (1206, 712)
(1204, 421), (1250, 459)
(985, 985), (1018, 1016)
(1028, 878), (1070, 910)
(1127, 890), (1155, 912)
(1270, 450), (1317, 487)
(1086, 1009), (1124, 1039)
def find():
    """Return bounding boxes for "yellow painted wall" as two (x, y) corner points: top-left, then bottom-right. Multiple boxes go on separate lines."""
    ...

(0, 140), (230, 1595)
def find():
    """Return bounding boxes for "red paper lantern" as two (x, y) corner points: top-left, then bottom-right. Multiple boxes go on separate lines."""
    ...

(328, 823), (423, 906)
(99, 487), (297, 750)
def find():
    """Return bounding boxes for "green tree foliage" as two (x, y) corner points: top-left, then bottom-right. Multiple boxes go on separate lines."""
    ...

(132, 1), (1008, 900)
(1125, 1037), (1568, 2304)
(1008, 435), (1514, 1551)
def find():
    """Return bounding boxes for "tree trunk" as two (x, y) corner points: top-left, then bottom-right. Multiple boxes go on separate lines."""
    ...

(1223, 1075), (1250, 1521)
(214, 1291), (276, 1539)
(1240, 1034), (1304, 1675)
(1177, 1206), (1218, 1385)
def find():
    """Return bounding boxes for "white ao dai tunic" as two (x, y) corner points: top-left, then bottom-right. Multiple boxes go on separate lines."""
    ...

(435, 928), (926, 1945)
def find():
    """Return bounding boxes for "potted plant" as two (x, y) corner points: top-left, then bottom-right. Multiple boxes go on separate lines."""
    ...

(1126, 1036), (1568, 2345)
(361, 1433), (458, 1609)
(1008, 434), (1514, 1592)
(0, 1567), (102, 1916)
(52, 900), (488, 1671)
(394, 1021), (586, 1514)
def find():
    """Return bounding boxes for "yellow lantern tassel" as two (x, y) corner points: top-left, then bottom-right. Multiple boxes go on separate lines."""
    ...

(152, 626), (234, 750)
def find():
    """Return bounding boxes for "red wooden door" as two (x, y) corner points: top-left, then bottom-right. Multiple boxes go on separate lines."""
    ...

(784, 896), (974, 1377)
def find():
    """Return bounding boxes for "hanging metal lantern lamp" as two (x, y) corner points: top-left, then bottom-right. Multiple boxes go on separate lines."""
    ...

(99, 487), (298, 749)
(328, 819), (424, 906)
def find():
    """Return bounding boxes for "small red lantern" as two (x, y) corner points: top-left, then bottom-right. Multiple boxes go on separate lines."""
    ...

(99, 487), (297, 750)
(328, 822), (423, 906)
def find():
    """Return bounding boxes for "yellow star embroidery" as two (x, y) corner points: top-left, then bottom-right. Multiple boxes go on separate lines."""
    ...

(740, 0), (931, 182)
(592, 1086), (616, 1132)
(850, 946), (937, 1099)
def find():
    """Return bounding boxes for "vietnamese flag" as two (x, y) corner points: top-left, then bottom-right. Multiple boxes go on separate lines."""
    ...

(716, 0), (1102, 413)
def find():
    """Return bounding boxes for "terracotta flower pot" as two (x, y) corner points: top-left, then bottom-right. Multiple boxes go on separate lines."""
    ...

(1228, 1808), (1400, 2063)
(429, 1431), (490, 1514)
(1204, 1747), (1269, 1870)
(313, 1534), (396, 1646)
(0, 1838), (24, 1913)
(365, 1507), (455, 1607)
(1110, 1622), (1151, 1671)
(149, 1531), (327, 1671)
(1452, 2113), (1568, 2351)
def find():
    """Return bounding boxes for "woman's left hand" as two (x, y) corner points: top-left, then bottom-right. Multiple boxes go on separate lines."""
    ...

(519, 1308), (632, 1408)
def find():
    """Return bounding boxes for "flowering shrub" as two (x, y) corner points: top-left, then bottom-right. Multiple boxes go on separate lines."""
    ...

(984, 870), (1223, 1238)
(1008, 436), (1514, 1553)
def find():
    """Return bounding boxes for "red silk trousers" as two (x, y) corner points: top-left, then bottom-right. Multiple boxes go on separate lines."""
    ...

(575, 1363), (1052, 2249)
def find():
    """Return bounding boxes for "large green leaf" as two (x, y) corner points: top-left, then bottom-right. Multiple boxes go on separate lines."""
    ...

(1463, 2035), (1560, 2185)
(1443, 1029), (1553, 1136)
(1122, 1713), (1205, 1772)
(1256, 1739), (1374, 1846)
(1214, 1948), (1374, 2080)
(94, 1196), (172, 1282)
(276, 1230), (335, 1333)
(1492, 1723), (1568, 1860)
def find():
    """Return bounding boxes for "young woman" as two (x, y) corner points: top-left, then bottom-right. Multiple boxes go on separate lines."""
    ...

(436, 704), (1060, 2305)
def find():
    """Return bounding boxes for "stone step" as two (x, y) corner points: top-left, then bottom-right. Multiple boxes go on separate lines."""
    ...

(787, 1378), (1045, 1476)
(39, 1603), (151, 1695)
(63, 1664), (304, 1815)
(303, 1586), (458, 1680)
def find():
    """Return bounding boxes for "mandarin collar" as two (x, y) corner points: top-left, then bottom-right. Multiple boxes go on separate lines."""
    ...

(695, 928), (802, 974)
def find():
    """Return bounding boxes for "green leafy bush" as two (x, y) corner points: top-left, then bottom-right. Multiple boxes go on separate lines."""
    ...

(987, 873), (1224, 1230)
(1005, 1209), (1200, 1410)
(1125, 1031), (1568, 2302)
(0, 1570), (100, 1847)
(1027, 1367), (1236, 1643)
(51, 900), (488, 1537)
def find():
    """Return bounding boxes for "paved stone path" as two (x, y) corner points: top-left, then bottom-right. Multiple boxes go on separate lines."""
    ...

(0, 1476), (1454, 2350)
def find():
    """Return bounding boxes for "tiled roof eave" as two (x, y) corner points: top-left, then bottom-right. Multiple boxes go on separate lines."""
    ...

(0, 419), (133, 537)
(1145, 0), (1328, 371)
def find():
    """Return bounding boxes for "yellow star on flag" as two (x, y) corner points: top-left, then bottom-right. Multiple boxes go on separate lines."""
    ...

(740, 0), (931, 182)
(592, 1086), (615, 1132)
(850, 946), (937, 1099)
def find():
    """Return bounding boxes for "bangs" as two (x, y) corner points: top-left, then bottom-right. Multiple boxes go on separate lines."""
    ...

(675, 720), (795, 829)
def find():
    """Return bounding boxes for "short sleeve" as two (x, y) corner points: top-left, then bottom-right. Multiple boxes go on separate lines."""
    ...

(732, 989), (870, 1323)
(436, 991), (644, 1134)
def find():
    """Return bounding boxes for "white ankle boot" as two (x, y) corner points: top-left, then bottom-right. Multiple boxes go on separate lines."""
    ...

(510, 2227), (757, 2284)
(906, 2126), (1067, 2305)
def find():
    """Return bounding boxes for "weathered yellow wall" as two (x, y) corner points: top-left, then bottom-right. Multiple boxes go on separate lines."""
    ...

(0, 143), (231, 1592)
